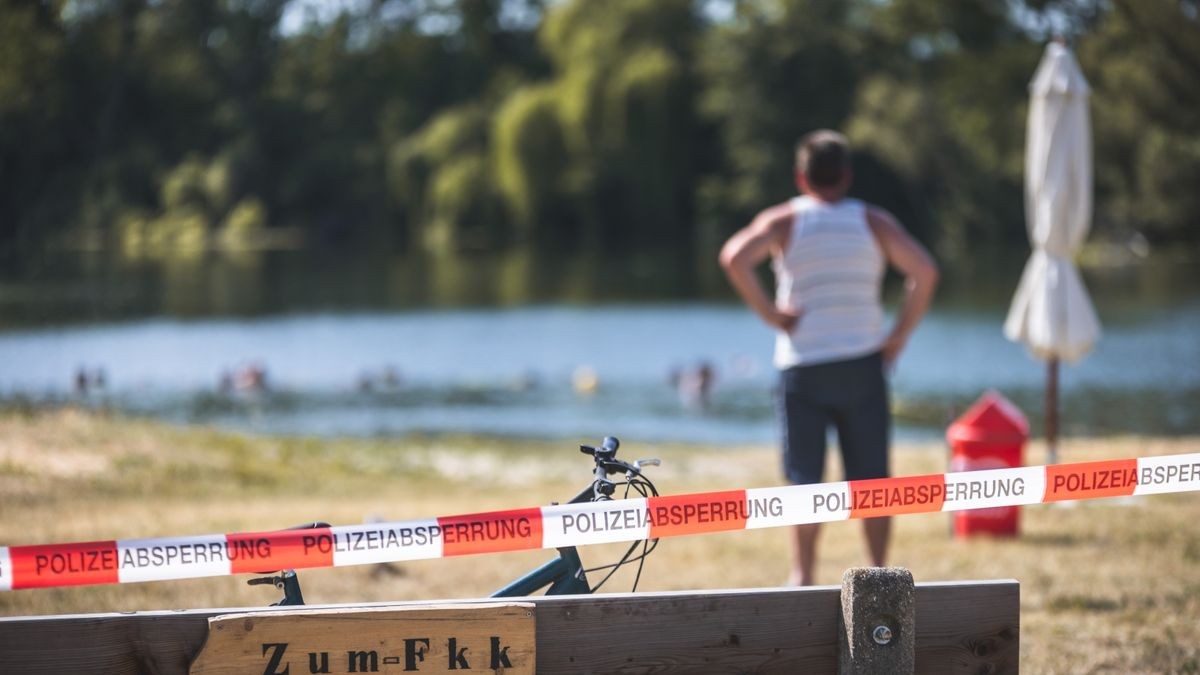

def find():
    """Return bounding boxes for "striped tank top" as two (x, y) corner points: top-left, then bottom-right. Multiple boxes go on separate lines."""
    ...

(772, 196), (886, 369)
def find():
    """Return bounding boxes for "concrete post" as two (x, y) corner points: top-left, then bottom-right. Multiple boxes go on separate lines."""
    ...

(839, 567), (916, 675)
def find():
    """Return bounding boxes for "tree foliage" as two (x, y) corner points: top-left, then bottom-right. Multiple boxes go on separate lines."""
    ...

(0, 0), (1196, 269)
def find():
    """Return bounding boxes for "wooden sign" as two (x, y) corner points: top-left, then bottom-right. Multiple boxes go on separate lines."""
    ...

(190, 602), (535, 675)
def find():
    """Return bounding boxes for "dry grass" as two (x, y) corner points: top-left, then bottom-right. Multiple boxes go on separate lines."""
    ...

(1, 409), (1198, 673)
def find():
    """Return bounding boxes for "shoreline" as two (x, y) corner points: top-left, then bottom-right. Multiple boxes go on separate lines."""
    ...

(3, 400), (1191, 451)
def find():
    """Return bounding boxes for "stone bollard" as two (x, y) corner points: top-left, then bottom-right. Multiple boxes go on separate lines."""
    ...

(839, 567), (915, 675)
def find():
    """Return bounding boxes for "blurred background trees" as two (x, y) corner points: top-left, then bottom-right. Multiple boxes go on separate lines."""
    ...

(1, 0), (1196, 272)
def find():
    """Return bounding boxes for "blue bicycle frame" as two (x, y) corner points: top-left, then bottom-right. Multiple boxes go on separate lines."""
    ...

(489, 546), (590, 596)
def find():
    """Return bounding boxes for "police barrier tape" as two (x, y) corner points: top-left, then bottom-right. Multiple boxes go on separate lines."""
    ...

(2, 453), (1199, 591)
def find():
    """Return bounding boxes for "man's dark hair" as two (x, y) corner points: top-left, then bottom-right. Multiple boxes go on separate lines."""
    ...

(795, 130), (850, 188)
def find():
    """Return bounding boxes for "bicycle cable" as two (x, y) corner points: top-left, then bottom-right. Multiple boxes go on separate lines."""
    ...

(583, 473), (660, 593)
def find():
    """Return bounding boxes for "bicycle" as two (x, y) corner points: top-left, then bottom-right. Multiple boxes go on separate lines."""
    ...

(248, 436), (659, 605)
(491, 436), (659, 596)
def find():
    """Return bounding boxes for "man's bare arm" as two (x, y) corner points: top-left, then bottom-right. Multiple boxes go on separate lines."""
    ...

(867, 207), (940, 366)
(719, 204), (799, 333)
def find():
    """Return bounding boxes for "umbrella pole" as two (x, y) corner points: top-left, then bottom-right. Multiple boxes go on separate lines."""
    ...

(1046, 358), (1059, 464)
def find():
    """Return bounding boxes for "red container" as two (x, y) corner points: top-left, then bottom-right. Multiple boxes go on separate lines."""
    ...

(946, 390), (1028, 537)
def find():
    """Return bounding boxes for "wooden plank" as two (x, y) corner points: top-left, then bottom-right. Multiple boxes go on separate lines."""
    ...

(914, 581), (1020, 675)
(0, 582), (1018, 674)
(532, 587), (842, 673)
(190, 603), (535, 675)
(0, 609), (213, 675)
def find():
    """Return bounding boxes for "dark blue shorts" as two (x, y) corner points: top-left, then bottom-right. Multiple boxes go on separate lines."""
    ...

(777, 351), (890, 484)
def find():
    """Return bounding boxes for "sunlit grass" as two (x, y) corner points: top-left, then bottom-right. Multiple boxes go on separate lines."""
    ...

(1, 409), (1198, 673)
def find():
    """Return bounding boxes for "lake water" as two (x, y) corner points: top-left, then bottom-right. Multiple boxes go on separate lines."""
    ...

(2, 250), (1198, 444)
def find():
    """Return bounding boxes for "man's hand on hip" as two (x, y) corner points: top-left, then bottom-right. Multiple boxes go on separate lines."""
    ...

(881, 333), (907, 369)
(768, 307), (802, 334)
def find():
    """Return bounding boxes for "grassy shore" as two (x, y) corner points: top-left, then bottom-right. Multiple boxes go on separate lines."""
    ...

(1, 408), (1198, 673)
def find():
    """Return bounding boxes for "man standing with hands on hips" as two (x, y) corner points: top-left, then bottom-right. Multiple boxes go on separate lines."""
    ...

(719, 130), (939, 586)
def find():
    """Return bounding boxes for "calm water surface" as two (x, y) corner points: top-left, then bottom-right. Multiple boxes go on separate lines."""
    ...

(1, 251), (1197, 443)
(1, 307), (1197, 444)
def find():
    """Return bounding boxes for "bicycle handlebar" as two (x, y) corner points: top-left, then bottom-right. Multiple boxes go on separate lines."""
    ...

(572, 436), (661, 594)
(576, 436), (658, 503)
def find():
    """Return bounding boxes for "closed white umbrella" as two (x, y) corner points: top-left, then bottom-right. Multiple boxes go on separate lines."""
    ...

(1004, 40), (1102, 464)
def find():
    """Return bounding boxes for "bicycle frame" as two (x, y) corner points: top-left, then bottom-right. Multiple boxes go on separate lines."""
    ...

(489, 546), (590, 596)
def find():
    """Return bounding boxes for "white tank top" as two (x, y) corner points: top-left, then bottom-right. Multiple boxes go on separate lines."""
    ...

(772, 196), (886, 369)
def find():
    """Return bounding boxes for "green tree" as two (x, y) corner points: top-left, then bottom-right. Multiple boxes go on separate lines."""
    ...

(526, 0), (702, 253)
(699, 0), (864, 231)
(1081, 0), (1200, 242)
(390, 104), (508, 253)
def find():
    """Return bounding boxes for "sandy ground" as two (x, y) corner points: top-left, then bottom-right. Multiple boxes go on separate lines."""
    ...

(1, 409), (1198, 673)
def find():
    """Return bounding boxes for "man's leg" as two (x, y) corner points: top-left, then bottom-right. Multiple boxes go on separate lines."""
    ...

(778, 366), (828, 585)
(788, 523), (822, 586)
(862, 516), (891, 567)
(831, 352), (891, 568)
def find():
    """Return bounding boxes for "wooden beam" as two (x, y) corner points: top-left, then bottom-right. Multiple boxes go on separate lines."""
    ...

(0, 581), (1018, 674)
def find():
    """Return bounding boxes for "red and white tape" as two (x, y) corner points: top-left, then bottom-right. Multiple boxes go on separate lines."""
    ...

(2, 453), (1198, 591)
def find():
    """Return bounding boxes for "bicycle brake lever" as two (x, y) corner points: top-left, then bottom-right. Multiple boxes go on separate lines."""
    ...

(633, 458), (660, 470)
(599, 459), (632, 475)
